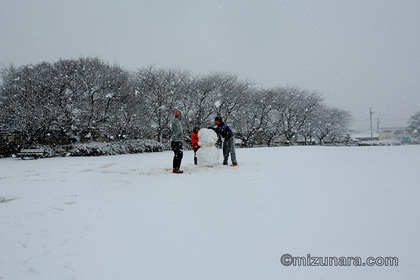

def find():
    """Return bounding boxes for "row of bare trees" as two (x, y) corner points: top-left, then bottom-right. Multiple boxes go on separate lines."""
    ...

(0, 57), (352, 147)
(409, 111), (420, 137)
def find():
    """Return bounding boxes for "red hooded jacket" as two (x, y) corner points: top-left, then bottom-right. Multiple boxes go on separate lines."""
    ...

(191, 131), (199, 148)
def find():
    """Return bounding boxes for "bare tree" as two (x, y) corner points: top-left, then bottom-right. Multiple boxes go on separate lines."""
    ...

(135, 66), (191, 142)
(309, 104), (351, 145)
(212, 72), (253, 123)
(232, 88), (276, 147)
(50, 58), (135, 142)
(273, 86), (323, 144)
(409, 111), (420, 136)
(179, 74), (219, 131)
(0, 58), (141, 145)
(0, 63), (58, 144)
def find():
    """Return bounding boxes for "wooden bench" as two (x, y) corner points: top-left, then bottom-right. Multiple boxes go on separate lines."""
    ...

(16, 148), (46, 159)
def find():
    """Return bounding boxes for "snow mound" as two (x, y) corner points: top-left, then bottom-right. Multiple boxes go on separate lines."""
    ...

(198, 128), (218, 147)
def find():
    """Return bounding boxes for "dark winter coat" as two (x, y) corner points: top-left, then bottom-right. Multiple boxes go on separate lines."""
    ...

(214, 121), (233, 139)
(171, 111), (183, 143)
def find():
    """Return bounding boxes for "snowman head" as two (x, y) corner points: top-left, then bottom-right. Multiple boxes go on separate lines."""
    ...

(198, 128), (218, 147)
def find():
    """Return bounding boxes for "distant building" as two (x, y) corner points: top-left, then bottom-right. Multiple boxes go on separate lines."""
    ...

(379, 127), (417, 144)
(351, 131), (380, 142)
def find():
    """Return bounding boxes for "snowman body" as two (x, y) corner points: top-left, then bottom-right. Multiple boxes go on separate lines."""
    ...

(196, 128), (220, 167)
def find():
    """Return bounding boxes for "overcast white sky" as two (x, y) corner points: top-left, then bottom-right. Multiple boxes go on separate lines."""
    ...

(1, 0), (419, 131)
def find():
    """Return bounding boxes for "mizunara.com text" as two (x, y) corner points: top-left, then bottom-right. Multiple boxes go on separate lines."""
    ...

(280, 254), (398, 267)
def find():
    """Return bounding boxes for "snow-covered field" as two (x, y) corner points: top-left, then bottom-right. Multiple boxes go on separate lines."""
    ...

(1, 145), (419, 279)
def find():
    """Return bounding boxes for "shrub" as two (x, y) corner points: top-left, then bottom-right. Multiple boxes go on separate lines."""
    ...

(37, 140), (164, 157)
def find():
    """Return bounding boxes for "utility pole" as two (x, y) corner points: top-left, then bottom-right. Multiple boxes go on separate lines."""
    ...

(369, 107), (374, 141)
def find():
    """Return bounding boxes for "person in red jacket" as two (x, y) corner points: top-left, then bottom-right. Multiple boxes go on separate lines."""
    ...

(191, 127), (200, 165)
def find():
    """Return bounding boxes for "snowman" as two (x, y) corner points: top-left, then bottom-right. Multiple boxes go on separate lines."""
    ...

(196, 128), (220, 167)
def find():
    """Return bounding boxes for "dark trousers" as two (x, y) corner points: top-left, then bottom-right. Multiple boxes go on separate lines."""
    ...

(193, 147), (200, 165)
(171, 142), (183, 170)
(223, 136), (237, 164)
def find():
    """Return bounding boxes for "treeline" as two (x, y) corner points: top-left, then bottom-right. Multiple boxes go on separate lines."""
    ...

(0, 57), (351, 147)
(409, 111), (420, 137)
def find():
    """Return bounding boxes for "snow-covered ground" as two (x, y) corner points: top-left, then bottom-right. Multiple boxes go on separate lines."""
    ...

(1, 145), (419, 279)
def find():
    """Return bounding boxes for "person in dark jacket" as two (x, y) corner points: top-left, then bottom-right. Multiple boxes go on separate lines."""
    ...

(214, 116), (237, 166)
(191, 127), (200, 165)
(171, 110), (184, 173)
